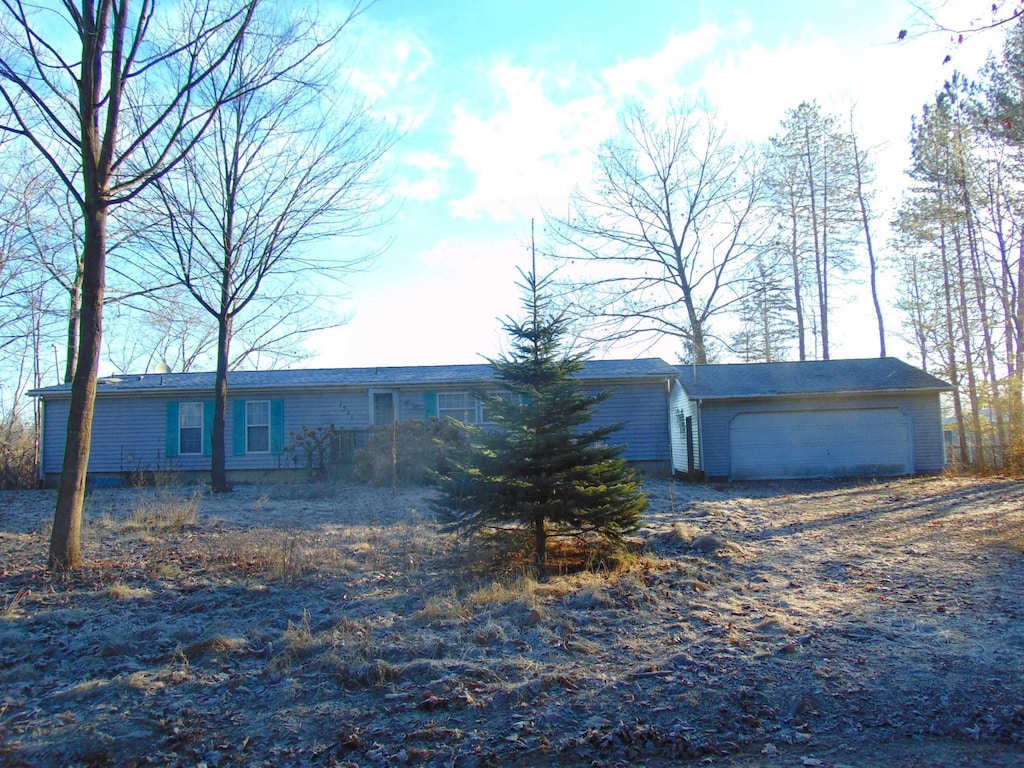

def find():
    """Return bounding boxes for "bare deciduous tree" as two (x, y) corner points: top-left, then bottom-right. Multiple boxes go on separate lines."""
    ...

(141, 3), (394, 492)
(547, 102), (763, 364)
(0, 0), (263, 570)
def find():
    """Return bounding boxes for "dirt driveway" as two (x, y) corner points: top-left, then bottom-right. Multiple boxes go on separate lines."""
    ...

(1, 475), (1022, 766)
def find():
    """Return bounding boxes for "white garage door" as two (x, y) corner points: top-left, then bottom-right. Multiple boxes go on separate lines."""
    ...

(729, 408), (911, 480)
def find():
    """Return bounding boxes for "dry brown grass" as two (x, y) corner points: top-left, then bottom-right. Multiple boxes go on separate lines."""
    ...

(3, 478), (1024, 768)
(124, 489), (201, 534)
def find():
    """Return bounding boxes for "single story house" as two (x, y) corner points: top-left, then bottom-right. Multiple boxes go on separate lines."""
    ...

(30, 358), (683, 486)
(673, 357), (953, 480)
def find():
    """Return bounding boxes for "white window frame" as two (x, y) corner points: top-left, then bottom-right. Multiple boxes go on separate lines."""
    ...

(437, 392), (478, 424)
(246, 400), (271, 454)
(438, 391), (517, 425)
(178, 402), (204, 455)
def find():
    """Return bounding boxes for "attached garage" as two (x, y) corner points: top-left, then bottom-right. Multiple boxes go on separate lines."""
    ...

(674, 358), (952, 481)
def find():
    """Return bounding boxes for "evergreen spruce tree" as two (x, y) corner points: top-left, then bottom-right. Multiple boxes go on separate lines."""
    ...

(437, 260), (648, 571)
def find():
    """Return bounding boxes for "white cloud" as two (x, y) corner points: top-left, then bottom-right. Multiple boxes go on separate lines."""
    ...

(440, 24), (738, 225)
(603, 24), (723, 100)
(405, 150), (451, 171)
(346, 21), (434, 130)
(447, 63), (617, 221)
(393, 178), (442, 202)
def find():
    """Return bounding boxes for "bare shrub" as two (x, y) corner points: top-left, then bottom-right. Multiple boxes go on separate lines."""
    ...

(351, 418), (467, 486)
(0, 414), (36, 489)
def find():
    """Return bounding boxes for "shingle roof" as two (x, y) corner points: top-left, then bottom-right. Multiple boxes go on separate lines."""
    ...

(677, 358), (953, 400)
(30, 358), (679, 398)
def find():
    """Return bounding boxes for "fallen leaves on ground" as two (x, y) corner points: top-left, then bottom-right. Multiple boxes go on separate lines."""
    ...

(1, 476), (1023, 766)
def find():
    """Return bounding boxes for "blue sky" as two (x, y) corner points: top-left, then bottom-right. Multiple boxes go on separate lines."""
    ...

(304, 0), (996, 368)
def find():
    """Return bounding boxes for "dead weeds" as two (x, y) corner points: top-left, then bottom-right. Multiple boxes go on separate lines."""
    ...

(0, 476), (1022, 766)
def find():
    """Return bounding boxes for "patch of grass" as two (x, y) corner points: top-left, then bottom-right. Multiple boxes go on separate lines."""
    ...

(1, 587), (29, 618)
(179, 634), (248, 662)
(208, 529), (352, 582)
(280, 609), (319, 659)
(105, 583), (153, 601)
(268, 536), (305, 581)
(465, 576), (539, 609)
(126, 490), (201, 534)
(416, 588), (469, 624)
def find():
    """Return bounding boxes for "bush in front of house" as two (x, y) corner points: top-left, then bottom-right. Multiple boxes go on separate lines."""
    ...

(0, 414), (37, 489)
(351, 418), (467, 486)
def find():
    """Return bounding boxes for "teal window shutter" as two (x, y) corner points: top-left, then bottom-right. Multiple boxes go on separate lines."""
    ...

(232, 400), (246, 455)
(165, 402), (179, 458)
(202, 401), (215, 456)
(270, 399), (285, 454)
(424, 391), (437, 420)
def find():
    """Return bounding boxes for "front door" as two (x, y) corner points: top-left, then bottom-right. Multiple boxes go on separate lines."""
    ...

(372, 391), (395, 428)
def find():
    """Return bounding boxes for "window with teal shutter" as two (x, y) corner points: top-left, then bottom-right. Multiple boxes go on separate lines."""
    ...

(424, 391), (438, 420)
(165, 402), (179, 458)
(177, 403), (204, 454)
(232, 400), (246, 455)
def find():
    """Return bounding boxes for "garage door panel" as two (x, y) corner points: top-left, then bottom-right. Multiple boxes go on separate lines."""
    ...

(730, 409), (910, 480)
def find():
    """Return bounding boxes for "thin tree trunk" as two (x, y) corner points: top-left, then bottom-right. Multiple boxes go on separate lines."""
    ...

(940, 219), (970, 466)
(789, 202), (807, 361)
(802, 123), (825, 359)
(850, 127), (885, 357)
(819, 159), (830, 360)
(965, 204), (1004, 464)
(951, 211), (986, 470)
(50, 204), (106, 570)
(1012, 233), (1024, 462)
(211, 313), (233, 493)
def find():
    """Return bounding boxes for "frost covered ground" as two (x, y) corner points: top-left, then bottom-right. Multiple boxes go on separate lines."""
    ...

(1, 475), (1023, 766)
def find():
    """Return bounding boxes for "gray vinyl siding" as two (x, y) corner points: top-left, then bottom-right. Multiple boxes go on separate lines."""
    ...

(670, 383), (699, 474)
(696, 392), (946, 479)
(227, 389), (369, 472)
(41, 396), (207, 474)
(582, 382), (670, 462)
(409, 382), (670, 462)
(38, 379), (675, 477)
(907, 392), (946, 473)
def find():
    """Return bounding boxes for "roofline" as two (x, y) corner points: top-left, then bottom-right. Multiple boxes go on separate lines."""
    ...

(686, 385), (955, 402)
(28, 371), (676, 400)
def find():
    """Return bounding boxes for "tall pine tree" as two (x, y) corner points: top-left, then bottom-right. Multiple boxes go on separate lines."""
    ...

(437, 258), (647, 572)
